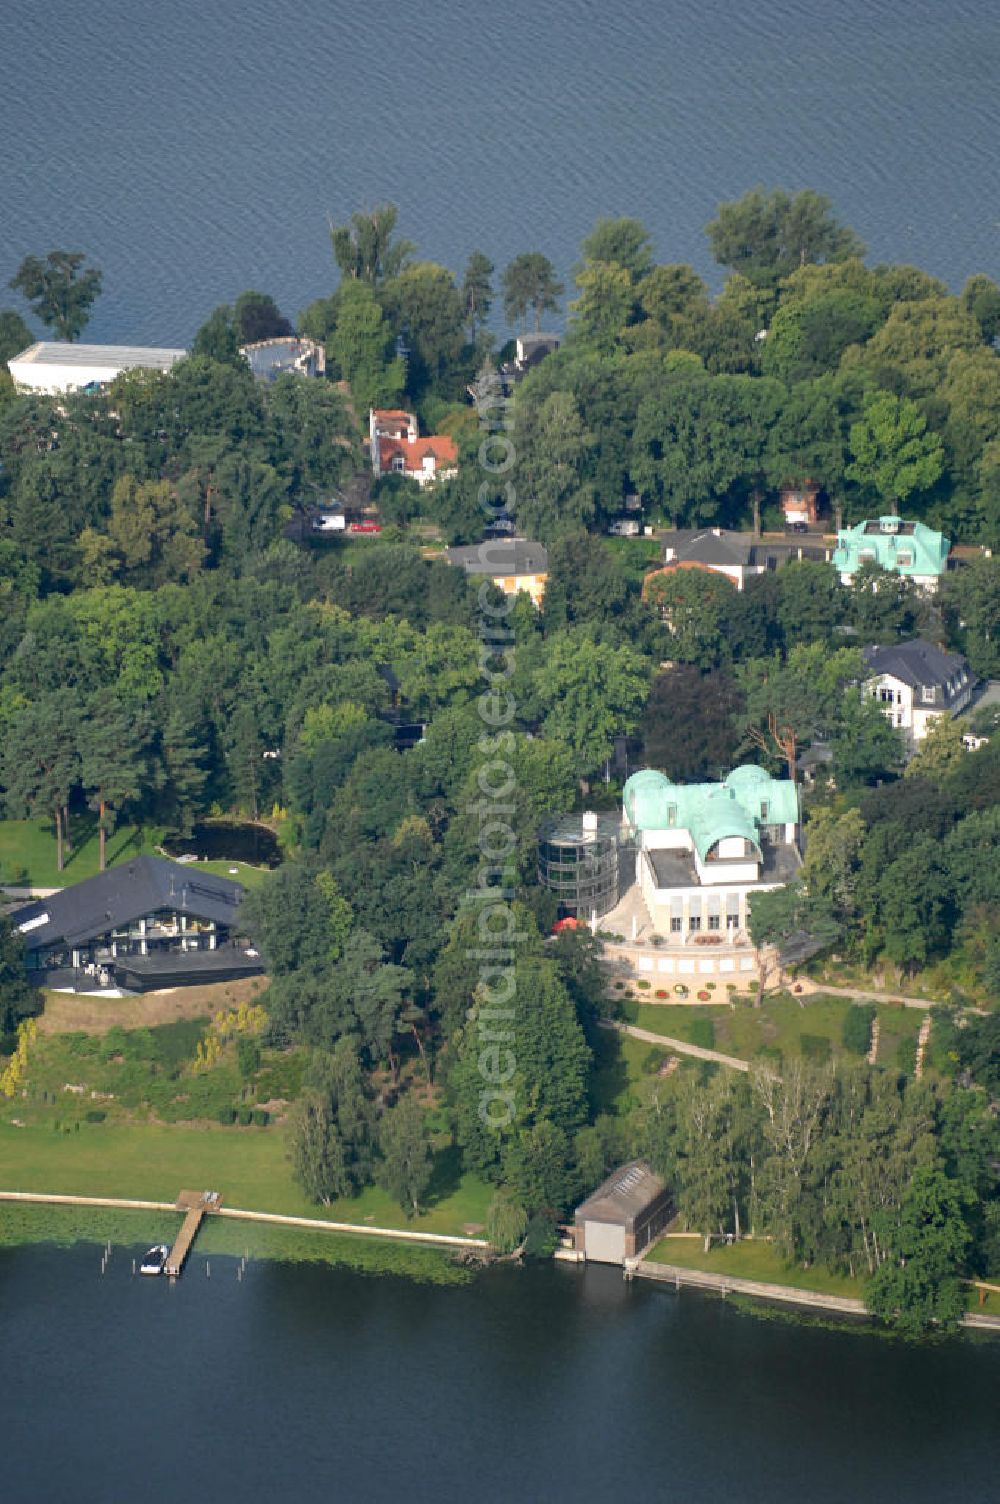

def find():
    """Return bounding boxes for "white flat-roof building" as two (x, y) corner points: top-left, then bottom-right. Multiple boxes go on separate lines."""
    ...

(7, 342), (187, 394)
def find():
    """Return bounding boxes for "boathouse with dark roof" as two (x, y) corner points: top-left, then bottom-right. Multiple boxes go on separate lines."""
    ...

(574, 1161), (673, 1264)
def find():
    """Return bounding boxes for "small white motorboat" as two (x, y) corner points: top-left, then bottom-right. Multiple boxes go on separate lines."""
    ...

(140, 1244), (170, 1276)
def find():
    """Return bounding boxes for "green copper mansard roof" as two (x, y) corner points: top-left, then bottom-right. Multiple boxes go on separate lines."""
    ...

(623, 765), (799, 860)
(831, 517), (950, 579)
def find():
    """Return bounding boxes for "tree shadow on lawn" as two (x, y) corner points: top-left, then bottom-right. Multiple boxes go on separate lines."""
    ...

(61, 815), (149, 874)
(423, 1142), (465, 1209)
(589, 1029), (629, 1117)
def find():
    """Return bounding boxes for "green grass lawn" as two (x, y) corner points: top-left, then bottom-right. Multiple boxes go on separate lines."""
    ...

(0, 817), (165, 889)
(0, 1122), (491, 1237)
(0, 816), (272, 891)
(620, 993), (924, 1070)
(646, 1234), (864, 1299)
(191, 859), (272, 889)
(590, 1027), (685, 1116)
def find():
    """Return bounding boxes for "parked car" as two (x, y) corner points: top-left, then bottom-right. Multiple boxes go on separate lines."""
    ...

(786, 520), (809, 534)
(348, 521), (382, 534)
(608, 519), (640, 537)
(312, 512), (345, 532)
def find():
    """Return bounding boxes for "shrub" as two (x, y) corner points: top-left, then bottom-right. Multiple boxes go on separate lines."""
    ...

(101, 1027), (129, 1062)
(757, 1044), (783, 1067)
(725, 984), (737, 994)
(237, 1105), (254, 1126)
(237, 1037), (261, 1079)
(748, 980), (759, 994)
(689, 1016), (716, 1050)
(252, 1108), (269, 1127)
(654, 989), (668, 999)
(636, 979), (651, 990)
(613, 981), (625, 991)
(697, 990), (710, 1001)
(642, 1047), (665, 1074)
(842, 1003), (876, 1056)
(216, 1106), (236, 1125)
(706, 982), (716, 991)
(84, 1108), (106, 1123)
(799, 1034), (832, 1062)
(896, 1036), (918, 1075)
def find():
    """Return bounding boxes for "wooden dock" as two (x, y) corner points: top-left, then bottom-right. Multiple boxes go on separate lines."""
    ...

(165, 1190), (222, 1277)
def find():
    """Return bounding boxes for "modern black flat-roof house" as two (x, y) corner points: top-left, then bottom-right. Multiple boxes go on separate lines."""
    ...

(11, 856), (263, 993)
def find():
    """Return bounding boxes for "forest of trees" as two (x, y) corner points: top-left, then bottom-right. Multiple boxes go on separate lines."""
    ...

(1, 190), (999, 1330)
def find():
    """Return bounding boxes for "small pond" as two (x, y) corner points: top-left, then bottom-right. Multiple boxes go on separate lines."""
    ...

(161, 821), (281, 868)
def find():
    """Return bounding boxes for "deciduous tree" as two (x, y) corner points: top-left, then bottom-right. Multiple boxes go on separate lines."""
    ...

(377, 1093), (433, 1214)
(10, 250), (102, 341)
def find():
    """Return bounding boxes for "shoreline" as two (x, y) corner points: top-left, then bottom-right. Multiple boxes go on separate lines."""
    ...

(631, 1258), (1000, 1335)
(0, 1190), (488, 1285)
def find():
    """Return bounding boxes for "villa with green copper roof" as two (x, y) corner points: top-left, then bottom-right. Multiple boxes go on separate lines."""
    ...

(832, 516), (950, 591)
(622, 765), (800, 949)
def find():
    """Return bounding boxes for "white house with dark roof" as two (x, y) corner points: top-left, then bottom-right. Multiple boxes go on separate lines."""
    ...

(653, 528), (832, 592)
(863, 639), (975, 750)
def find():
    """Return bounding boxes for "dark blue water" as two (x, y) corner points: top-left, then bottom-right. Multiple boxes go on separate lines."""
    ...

(3, 1), (999, 346)
(3, 1243), (999, 1503)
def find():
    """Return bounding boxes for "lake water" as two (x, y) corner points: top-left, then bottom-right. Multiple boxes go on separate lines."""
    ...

(3, 0), (999, 346)
(4, 1243), (1000, 1502)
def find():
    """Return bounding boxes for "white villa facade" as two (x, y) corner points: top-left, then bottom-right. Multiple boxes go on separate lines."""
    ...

(618, 765), (800, 982)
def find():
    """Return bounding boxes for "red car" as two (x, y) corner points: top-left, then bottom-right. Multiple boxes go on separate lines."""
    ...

(348, 521), (382, 534)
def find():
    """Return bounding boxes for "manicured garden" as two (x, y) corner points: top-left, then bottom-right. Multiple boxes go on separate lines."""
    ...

(618, 992), (924, 1070)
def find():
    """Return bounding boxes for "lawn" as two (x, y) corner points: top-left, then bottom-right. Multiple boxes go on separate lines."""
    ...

(0, 1122), (491, 1237)
(590, 1026), (682, 1116)
(603, 535), (661, 582)
(646, 1234), (865, 1299)
(0, 817), (165, 889)
(620, 993), (924, 1070)
(0, 816), (272, 892)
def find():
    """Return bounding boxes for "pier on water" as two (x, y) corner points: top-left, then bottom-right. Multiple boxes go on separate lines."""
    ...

(165, 1190), (223, 1277)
